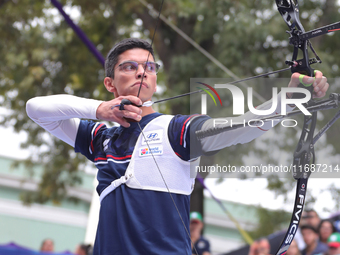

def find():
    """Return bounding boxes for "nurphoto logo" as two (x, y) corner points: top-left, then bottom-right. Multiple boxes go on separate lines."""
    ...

(200, 84), (311, 116)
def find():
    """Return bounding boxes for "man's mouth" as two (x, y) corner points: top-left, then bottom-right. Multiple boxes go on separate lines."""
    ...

(132, 82), (148, 88)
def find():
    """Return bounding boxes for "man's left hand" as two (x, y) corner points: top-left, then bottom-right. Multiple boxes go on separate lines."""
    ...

(288, 71), (329, 98)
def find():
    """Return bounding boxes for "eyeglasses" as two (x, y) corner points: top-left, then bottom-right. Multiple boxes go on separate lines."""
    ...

(116, 61), (160, 75)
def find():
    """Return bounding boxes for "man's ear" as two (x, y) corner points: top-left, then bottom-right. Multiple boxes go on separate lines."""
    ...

(104, 77), (117, 96)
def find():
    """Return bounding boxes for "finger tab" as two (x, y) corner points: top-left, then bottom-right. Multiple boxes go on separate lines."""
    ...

(299, 74), (314, 87)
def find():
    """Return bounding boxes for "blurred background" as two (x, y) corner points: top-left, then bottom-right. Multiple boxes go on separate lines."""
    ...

(1, 0), (340, 254)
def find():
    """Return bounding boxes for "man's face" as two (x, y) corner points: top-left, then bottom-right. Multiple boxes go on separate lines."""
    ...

(256, 240), (270, 255)
(106, 48), (157, 102)
(41, 240), (54, 252)
(302, 211), (320, 228)
(308, 211), (320, 228)
(190, 219), (203, 233)
(301, 228), (318, 246)
(301, 211), (308, 226)
(319, 221), (333, 241)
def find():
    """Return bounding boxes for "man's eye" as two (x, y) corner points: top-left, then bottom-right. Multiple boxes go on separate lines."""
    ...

(146, 63), (156, 71)
(123, 63), (137, 71)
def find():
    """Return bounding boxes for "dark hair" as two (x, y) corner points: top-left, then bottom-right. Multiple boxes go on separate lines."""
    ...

(301, 224), (318, 234)
(105, 38), (155, 78)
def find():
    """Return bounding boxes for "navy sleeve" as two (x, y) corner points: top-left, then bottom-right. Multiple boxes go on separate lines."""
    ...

(74, 120), (107, 162)
(168, 114), (210, 161)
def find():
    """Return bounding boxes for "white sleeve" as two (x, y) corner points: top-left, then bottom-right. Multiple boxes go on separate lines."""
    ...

(200, 92), (295, 152)
(26, 95), (103, 147)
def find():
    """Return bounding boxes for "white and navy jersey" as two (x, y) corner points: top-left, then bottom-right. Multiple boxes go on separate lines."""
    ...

(26, 93), (292, 255)
(75, 112), (209, 255)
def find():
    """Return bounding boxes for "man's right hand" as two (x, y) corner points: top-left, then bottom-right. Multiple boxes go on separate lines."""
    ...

(96, 96), (143, 128)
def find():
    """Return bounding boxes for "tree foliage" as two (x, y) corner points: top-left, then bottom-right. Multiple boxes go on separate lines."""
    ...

(249, 206), (291, 240)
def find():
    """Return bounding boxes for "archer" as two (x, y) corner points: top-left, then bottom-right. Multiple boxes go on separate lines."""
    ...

(26, 38), (329, 255)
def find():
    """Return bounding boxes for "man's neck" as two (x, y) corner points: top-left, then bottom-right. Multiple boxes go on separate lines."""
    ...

(141, 106), (156, 117)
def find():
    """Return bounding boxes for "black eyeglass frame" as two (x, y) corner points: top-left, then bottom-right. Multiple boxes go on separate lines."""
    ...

(115, 61), (160, 75)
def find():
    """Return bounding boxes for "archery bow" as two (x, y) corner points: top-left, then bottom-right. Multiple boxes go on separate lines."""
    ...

(275, 1), (340, 254)
(274, 1), (316, 254)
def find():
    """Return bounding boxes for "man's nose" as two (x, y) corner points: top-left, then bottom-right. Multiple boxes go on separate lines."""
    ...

(136, 64), (147, 78)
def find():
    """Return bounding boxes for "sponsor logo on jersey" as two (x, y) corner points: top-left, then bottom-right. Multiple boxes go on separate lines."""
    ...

(103, 138), (110, 152)
(139, 145), (163, 156)
(141, 130), (163, 145)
